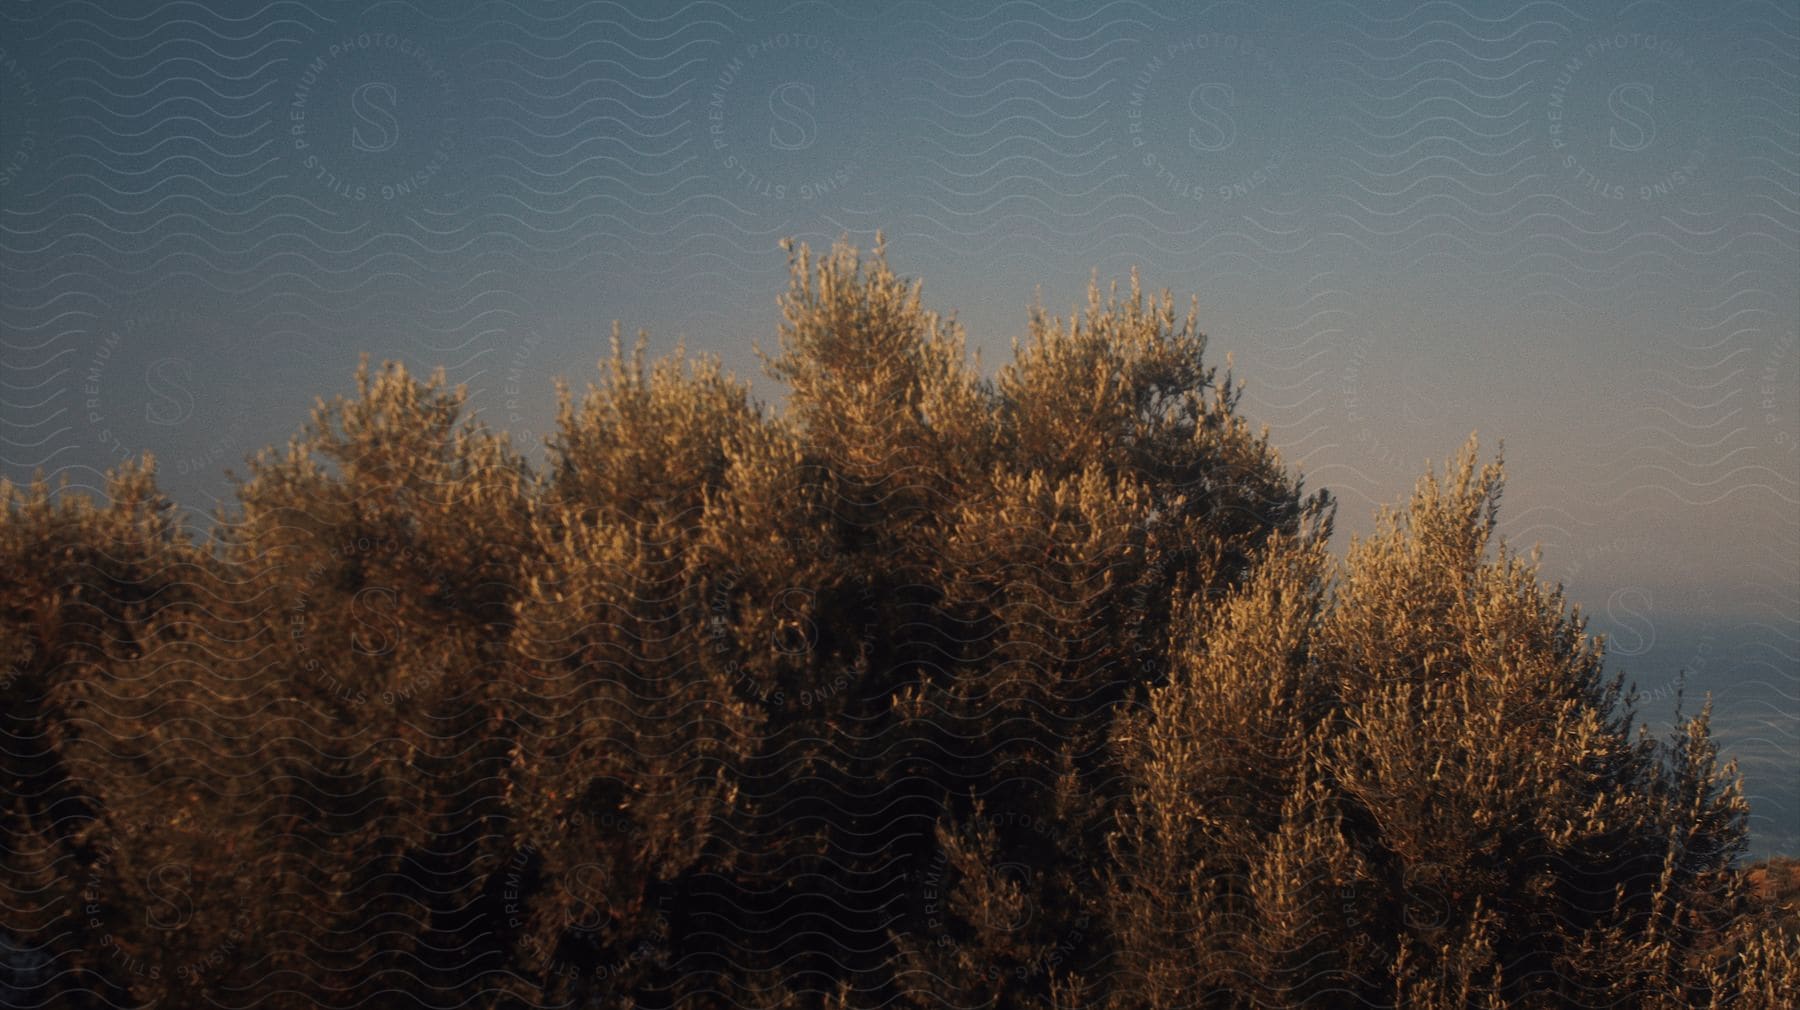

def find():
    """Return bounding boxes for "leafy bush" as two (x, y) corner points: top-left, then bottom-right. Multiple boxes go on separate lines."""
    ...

(3, 238), (1793, 1008)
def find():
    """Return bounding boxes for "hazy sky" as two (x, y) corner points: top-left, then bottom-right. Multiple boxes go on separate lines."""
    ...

(2, 0), (1795, 850)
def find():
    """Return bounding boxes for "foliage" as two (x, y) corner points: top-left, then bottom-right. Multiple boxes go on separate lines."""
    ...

(3, 239), (1792, 1008)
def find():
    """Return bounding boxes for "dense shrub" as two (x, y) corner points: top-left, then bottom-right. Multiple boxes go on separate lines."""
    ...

(3, 238), (1793, 1008)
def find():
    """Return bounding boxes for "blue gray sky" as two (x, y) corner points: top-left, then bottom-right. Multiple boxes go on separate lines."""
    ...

(2, 0), (1795, 851)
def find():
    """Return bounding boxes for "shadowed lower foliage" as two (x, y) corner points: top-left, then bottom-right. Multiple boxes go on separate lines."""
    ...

(3, 238), (1794, 1009)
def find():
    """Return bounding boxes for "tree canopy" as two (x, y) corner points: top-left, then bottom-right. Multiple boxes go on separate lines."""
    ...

(3, 238), (1794, 1009)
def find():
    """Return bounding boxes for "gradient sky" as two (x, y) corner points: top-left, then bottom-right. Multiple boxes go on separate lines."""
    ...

(2, 0), (1795, 851)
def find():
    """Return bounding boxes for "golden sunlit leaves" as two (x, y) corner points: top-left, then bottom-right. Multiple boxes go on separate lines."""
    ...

(2, 242), (1790, 1010)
